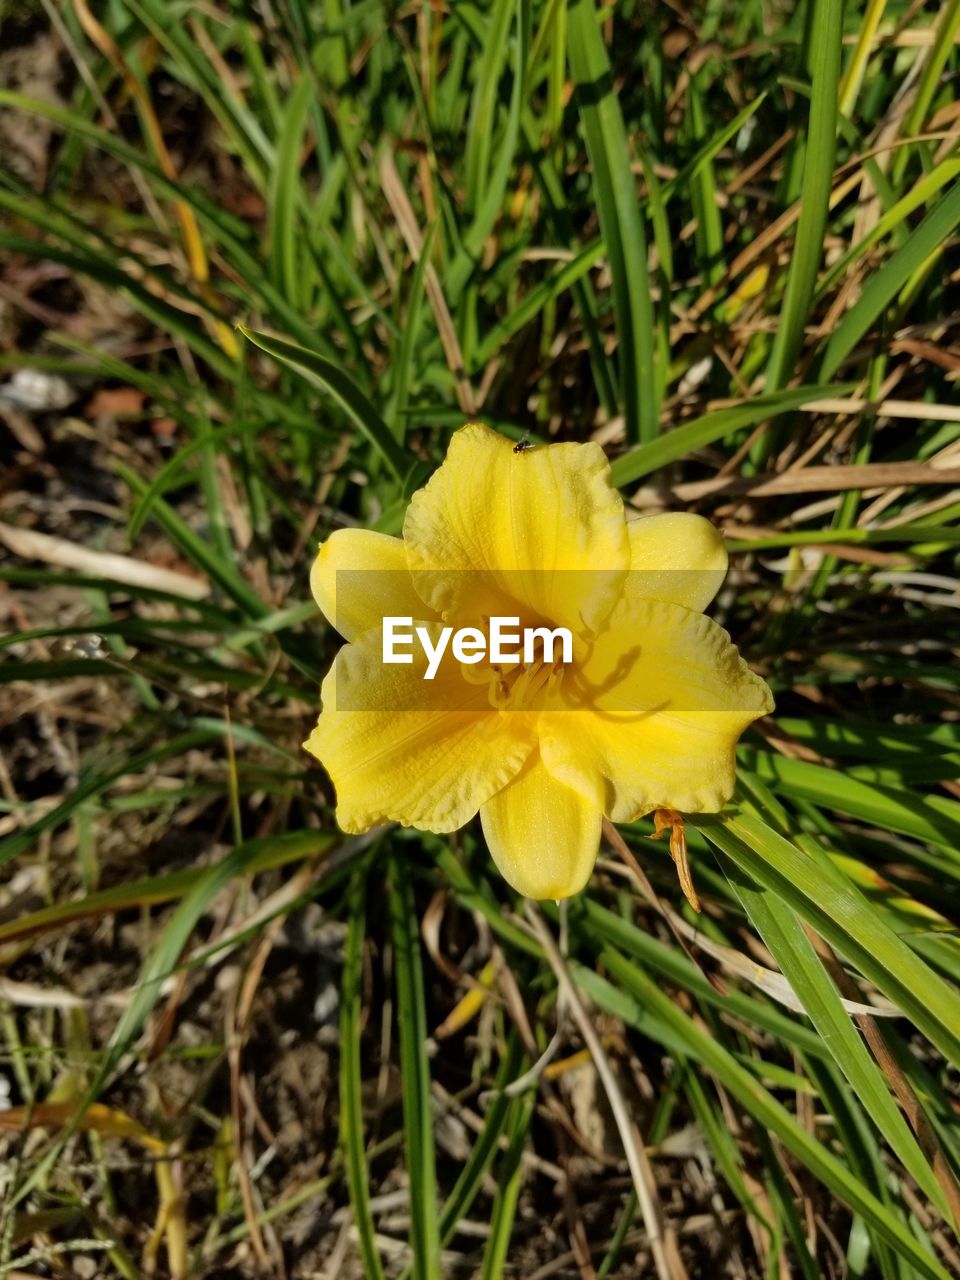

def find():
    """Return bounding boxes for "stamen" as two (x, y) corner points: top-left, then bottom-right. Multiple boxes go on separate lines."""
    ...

(485, 655), (565, 711)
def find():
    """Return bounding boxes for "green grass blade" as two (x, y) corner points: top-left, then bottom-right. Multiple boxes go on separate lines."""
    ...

(0, 831), (328, 947)
(722, 860), (950, 1218)
(687, 78), (724, 291)
(464, 0), (514, 214)
(116, 464), (270, 620)
(749, 752), (960, 856)
(763, 0), (842, 395)
(341, 871), (388, 1280)
(610, 384), (849, 487)
(479, 1092), (534, 1279)
(471, 238), (604, 371)
(269, 74), (315, 309)
(820, 181), (960, 380)
(447, 0), (529, 300)
(12, 828), (324, 1205)
(0, 730), (223, 867)
(697, 808), (960, 1069)
(567, 0), (658, 441)
(581, 957), (951, 1280)
(238, 326), (408, 481)
(390, 222), (437, 439)
(396, 1035), (527, 1280)
(890, 0), (960, 187)
(816, 157), (960, 301)
(438, 1034), (524, 1244)
(388, 854), (441, 1279)
(660, 95), (767, 206)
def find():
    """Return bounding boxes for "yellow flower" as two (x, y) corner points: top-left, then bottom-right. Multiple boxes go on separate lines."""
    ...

(305, 424), (773, 900)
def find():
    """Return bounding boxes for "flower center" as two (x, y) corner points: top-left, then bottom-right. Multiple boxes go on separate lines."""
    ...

(459, 626), (569, 711)
(489, 653), (566, 710)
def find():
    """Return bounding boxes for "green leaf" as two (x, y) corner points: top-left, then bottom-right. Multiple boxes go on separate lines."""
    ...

(464, 0), (514, 214)
(0, 831), (328, 947)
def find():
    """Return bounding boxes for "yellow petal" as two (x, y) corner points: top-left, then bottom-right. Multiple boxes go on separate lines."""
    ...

(625, 512), (728, 612)
(310, 528), (431, 640)
(480, 752), (602, 900)
(305, 622), (536, 833)
(539, 597), (773, 821)
(403, 423), (629, 635)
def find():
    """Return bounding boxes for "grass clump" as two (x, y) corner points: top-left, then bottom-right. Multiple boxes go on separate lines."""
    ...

(1, 0), (960, 1276)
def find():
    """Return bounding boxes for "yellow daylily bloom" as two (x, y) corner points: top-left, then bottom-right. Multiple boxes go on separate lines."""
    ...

(304, 423), (773, 900)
